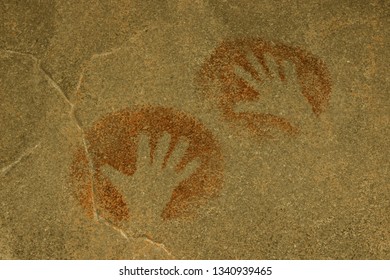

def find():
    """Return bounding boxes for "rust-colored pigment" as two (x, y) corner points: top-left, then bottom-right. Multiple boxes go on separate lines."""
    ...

(70, 106), (224, 225)
(198, 38), (332, 137)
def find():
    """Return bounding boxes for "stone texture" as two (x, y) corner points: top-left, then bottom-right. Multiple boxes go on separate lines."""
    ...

(0, 0), (389, 259)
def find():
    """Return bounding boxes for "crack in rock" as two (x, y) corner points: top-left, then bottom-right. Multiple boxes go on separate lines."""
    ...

(44, 68), (99, 223)
(100, 218), (130, 240)
(1, 143), (41, 176)
(1, 48), (99, 221)
(143, 236), (175, 258)
(100, 219), (175, 258)
(1, 48), (175, 258)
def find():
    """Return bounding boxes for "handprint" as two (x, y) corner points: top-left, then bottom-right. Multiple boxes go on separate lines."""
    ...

(100, 131), (201, 228)
(71, 107), (224, 237)
(233, 51), (314, 126)
(198, 39), (332, 137)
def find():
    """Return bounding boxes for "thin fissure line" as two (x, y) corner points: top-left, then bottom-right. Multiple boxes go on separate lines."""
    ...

(1, 49), (103, 232)
(100, 217), (175, 258)
(31, 53), (100, 222)
(71, 60), (101, 222)
(100, 218), (130, 240)
(1, 143), (41, 176)
(143, 236), (175, 258)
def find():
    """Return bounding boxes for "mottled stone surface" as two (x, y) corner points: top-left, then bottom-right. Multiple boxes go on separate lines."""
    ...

(0, 0), (389, 259)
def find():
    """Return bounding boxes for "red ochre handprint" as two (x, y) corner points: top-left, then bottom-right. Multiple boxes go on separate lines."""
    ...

(70, 107), (223, 234)
(198, 38), (332, 137)
(100, 132), (202, 232)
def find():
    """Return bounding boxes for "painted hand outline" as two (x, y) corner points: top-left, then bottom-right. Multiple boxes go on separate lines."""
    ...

(233, 51), (313, 124)
(101, 132), (201, 222)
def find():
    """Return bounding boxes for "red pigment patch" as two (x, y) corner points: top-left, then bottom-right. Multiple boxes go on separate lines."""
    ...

(197, 38), (332, 137)
(70, 106), (224, 225)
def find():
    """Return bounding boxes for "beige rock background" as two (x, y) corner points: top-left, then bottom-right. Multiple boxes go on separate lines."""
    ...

(1, 0), (389, 259)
